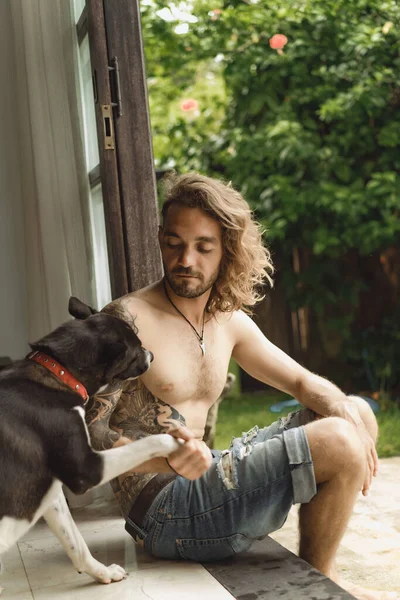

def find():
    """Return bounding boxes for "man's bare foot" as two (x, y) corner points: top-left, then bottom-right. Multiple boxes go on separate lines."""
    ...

(336, 577), (399, 600)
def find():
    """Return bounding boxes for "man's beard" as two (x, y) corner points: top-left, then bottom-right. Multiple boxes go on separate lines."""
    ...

(164, 265), (219, 298)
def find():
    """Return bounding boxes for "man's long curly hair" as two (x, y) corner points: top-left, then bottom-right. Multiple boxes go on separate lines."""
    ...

(161, 172), (274, 314)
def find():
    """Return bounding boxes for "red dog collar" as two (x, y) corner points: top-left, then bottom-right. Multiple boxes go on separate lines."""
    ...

(28, 351), (89, 404)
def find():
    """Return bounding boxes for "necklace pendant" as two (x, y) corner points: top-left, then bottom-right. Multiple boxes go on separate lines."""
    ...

(199, 340), (206, 356)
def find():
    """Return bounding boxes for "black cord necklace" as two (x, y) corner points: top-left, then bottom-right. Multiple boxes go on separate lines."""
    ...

(163, 280), (206, 356)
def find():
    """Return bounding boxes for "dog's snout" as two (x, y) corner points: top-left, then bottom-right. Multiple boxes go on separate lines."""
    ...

(148, 351), (154, 363)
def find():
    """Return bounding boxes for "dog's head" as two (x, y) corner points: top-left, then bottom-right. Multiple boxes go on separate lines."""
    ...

(30, 297), (153, 391)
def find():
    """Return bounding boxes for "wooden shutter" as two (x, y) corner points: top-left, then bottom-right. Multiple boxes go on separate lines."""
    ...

(87, 0), (162, 297)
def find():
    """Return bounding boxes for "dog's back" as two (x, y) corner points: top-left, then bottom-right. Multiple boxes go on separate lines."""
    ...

(0, 363), (75, 522)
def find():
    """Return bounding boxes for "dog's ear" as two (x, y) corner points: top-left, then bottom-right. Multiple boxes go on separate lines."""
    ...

(68, 297), (98, 320)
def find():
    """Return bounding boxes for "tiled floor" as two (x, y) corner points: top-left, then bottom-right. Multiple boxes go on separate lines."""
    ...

(2, 457), (400, 598)
(0, 495), (234, 600)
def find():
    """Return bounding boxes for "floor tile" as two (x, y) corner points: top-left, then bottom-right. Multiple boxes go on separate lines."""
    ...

(31, 563), (234, 600)
(18, 523), (177, 592)
(0, 545), (32, 597)
(2, 593), (34, 600)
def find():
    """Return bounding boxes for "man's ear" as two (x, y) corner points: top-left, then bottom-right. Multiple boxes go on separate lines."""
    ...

(68, 297), (98, 320)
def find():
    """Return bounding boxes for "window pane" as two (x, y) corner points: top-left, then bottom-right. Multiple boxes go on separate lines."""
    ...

(73, 0), (86, 23)
(89, 184), (112, 309)
(77, 34), (100, 172)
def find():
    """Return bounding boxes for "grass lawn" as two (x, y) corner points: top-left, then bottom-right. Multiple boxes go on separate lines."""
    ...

(214, 391), (400, 458)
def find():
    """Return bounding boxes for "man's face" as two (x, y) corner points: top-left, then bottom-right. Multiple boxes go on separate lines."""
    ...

(159, 204), (223, 298)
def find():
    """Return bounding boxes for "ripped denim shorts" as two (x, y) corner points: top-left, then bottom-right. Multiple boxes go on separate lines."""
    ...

(130, 408), (317, 562)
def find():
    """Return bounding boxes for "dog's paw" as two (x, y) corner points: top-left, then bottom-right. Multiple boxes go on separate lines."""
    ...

(92, 563), (127, 584)
(154, 434), (181, 457)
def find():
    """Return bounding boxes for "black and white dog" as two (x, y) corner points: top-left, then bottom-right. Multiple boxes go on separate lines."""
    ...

(0, 297), (180, 593)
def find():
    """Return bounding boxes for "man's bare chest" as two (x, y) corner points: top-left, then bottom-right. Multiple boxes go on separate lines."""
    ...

(139, 318), (233, 408)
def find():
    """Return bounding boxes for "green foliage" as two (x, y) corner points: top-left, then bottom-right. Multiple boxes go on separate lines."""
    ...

(344, 306), (400, 396)
(375, 406), (400, 456)
(142, 0), (400, 391)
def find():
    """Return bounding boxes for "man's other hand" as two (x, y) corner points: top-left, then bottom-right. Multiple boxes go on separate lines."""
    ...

(167, 425), (213, 480)
(339, 400), (378, 496)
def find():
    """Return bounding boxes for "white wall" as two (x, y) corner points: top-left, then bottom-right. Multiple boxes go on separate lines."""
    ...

(0, 0), (29, 359)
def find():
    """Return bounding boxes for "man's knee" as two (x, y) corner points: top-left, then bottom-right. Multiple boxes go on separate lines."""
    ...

(321, 416), (363, 457)
(305, 417), (365, 483)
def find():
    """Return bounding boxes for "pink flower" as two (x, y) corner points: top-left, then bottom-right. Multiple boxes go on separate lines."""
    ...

(210, 8), (222, 20)
(180, 99), (199, 112)
(269, 34), (288, 50)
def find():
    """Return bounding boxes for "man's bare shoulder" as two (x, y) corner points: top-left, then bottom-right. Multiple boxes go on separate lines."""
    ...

(221, 309), (262, 345)
(216, 308), (252, 329)
(102, 281), (164, 323)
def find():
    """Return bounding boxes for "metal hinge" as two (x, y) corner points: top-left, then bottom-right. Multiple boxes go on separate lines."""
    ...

(108, 56), (123, 117)
(96, 56), (122, 150)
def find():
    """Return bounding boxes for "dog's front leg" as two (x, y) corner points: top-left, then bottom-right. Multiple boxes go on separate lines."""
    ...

(97, 433), (181, 485)
(43, 491), (127, 584)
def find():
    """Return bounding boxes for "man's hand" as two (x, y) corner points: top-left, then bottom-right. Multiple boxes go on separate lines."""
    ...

(338, 400), (378, 496)
(167, 425), (213, 480)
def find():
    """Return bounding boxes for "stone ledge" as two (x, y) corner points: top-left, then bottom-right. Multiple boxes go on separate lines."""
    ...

(203, 536), (355, 599)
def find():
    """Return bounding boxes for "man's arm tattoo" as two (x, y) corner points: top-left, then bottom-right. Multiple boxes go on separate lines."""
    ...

(151, 398), (187, 431)
(115, 381), (186, 434)
(101, 299), (138, 333)
(85, 381), (124, 450)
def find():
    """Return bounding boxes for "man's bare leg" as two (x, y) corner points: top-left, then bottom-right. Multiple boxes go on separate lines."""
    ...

(299, 418), (364, 574)
(299, 416), (397, 600)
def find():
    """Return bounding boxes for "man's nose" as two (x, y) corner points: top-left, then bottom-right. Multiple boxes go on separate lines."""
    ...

(178, 246), (196, 267)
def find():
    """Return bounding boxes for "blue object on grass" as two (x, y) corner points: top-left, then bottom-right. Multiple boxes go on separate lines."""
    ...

(269, 395), (379, 414)
(358, 396), (380, 414)
(270, 398), (301, 413)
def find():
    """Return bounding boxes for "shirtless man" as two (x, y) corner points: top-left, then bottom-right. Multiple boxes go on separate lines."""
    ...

(87, 173), (397, 600)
